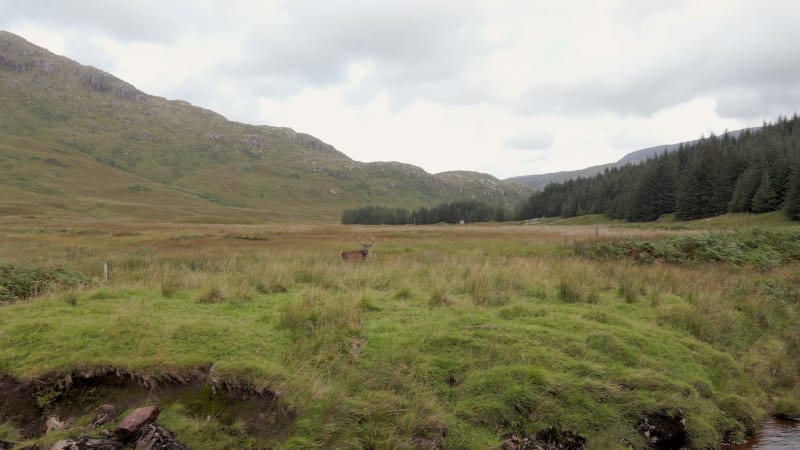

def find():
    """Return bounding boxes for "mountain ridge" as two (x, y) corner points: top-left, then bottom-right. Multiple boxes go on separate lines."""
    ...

(0, 31), (531, 221)
(506, 128), (757, 190)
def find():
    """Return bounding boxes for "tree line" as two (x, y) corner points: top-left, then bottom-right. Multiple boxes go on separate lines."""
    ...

(343, 115), (800, 224)
(341, 200), (510, 225)
(516, 115), (800, 222)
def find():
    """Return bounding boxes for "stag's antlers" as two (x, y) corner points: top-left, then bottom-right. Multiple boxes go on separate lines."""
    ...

(341, 237), (376, 262)
(357, 237), (375, 248)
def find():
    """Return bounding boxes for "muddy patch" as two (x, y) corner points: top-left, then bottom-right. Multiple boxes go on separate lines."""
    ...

(636, 411), (688, 450)
(502, 427), (586, 450)
(0, 374), (45, 437)
(0, 367), (294, 445)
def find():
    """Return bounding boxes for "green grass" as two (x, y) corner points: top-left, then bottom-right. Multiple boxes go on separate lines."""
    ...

(0, 221), (798, 449)
(534, 214), (626, 226)
(532, 211), (794, 230)
(658, 211), (793, 228)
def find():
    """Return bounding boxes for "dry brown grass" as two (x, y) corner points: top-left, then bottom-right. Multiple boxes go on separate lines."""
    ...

(1, 217), (798, 449)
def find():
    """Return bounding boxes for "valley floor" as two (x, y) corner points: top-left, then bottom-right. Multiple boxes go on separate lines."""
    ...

(0, 217), (798, 449)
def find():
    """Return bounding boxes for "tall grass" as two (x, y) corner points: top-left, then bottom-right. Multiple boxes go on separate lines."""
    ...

(0, 220), (798, 448)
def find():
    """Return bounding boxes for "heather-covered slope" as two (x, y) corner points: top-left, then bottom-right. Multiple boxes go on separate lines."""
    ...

(0, 31), (530, 221)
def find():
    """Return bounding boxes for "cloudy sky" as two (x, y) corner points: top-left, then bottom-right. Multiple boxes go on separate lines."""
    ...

(2, 0), (799, 179)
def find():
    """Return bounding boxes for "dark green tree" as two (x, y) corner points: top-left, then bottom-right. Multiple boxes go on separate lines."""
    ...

(783, 164), (800, 220)
(751, 168), (779, 212)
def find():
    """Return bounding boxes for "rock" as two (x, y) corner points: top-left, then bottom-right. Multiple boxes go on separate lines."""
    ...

(46, 416), (65, 434)
(133, 424), (187, 450)
(114, 406), (160, 441)
(501, 434), (529, 450)
(49, 437), (121, 450)
(86, 404), (117, 431)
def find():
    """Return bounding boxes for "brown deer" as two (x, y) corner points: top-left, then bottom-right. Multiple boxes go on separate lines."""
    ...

(340, 237), (375, 262)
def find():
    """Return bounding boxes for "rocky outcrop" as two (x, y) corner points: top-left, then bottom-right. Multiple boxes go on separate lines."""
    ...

(85, 405), (116, 432)
(50, 437), (122, 450)
(133, 424), (187, 450)
(48, 405), (185, 450)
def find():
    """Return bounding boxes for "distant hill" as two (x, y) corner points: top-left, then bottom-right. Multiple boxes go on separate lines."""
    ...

(0, 31), (531, 222)
(506, 128), (756, 190)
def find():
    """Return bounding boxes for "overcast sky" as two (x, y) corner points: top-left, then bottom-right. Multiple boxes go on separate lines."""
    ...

(2, 0), (799, 179)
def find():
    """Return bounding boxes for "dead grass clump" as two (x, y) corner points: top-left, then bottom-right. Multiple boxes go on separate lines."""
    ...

(196, 286), (228, 304)
(393, 287), (413, 300)
(557, 280), (582, 303)
(429, 287), (452, 307)
(160, 276), (181, 298)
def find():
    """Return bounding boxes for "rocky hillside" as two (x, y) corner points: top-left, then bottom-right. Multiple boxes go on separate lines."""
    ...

(0, 31), (530, 221)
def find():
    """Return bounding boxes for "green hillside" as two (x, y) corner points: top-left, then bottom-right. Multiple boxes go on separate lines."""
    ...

(0, 31), (530, 222)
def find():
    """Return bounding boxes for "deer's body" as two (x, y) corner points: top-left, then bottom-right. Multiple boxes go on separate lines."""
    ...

(341, 238), (374, 262)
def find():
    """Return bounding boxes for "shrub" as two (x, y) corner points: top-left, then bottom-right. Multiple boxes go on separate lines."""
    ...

(0, 263), (88, 303)
(581, 228), (800, 268)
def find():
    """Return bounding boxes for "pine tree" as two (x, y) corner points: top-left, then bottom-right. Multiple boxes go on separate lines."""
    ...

(751, 168), (779, 213)
(783, 164), (800, 220)
(729, 166), (760, 212)
(675, 164), (705, 220)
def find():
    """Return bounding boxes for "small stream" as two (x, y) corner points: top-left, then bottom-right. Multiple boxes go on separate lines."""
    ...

(726, 418), (800, 449)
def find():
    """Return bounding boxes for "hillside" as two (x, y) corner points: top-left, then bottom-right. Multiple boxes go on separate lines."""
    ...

(506, 129), (754, 190)
(0, 31), (530, 221)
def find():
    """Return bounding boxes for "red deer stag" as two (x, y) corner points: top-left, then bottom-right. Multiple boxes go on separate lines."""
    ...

(340, 237), (375, 262)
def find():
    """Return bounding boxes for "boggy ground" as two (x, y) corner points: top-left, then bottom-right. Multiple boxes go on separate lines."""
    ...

(0, 367), (291, 448)
(0, 217), (798, 449)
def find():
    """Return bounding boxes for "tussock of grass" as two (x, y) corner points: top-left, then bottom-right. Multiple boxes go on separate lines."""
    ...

(557, 279), (582, 303)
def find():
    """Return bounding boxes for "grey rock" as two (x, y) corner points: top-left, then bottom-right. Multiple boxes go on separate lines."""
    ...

(134, 424), (187, 450)
(49, 437), (121, 450)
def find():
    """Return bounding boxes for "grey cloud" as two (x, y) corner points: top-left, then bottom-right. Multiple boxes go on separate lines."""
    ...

(6, 0), (799, 124)
(64, 36), (116, 72)
(516, 2), (800, 120)
(505, 132), (553, 151)
(716, 88), (800, 120)
(0, 0), (211, 42)
(230, 0), (486, 102)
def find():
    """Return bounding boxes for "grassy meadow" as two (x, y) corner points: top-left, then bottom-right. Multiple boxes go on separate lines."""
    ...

(0, 217), (799, 449)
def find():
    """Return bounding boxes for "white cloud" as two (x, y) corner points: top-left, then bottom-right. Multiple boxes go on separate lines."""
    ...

(1, 0), (795, 178)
